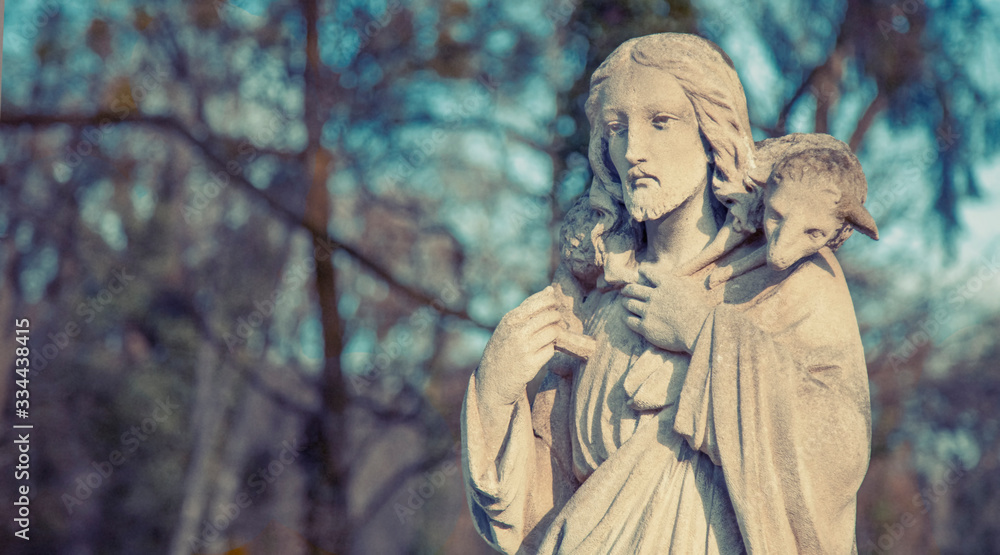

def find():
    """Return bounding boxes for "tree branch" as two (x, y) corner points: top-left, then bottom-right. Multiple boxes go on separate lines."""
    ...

(401, 114), (552, 153)
(775, 66), (819, 135)
(1, 111), (493, 330)
(774, 13), (850, 136)
(848, 90), (886, 152)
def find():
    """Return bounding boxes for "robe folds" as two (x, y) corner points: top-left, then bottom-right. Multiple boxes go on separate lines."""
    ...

(462, 248), (871, 554)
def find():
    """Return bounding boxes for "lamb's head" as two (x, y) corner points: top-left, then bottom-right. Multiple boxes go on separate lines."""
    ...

(763, 146), (878, 271)
(589, 180), (640, 286)
(560, 193), (603, 291)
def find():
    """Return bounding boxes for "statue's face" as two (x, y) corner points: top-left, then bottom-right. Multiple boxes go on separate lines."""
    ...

(599, 63), (710, 222)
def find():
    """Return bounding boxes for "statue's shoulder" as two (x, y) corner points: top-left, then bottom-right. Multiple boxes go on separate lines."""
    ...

(730, 246), (852, 320)
(780, 248), (860, 335)
(790, 247), (850, 296)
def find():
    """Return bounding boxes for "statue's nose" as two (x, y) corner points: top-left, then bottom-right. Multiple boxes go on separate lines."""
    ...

(624, 127), (649, 166)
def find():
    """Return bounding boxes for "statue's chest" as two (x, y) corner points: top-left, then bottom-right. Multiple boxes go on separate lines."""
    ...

(570, 292), (690, 478)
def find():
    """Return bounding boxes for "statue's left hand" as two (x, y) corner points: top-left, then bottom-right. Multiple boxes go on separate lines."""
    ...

(621, 270), (713, 353)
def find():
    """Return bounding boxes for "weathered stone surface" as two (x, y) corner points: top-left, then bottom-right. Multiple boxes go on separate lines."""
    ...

(462, 32), (877, 554)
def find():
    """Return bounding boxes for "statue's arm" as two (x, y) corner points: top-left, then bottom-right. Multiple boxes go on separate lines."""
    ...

(461, 375), (534, 553)
(462, 370), (575, 554)
(460, 286), (577, 553)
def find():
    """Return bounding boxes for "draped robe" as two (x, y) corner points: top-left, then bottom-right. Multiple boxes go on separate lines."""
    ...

(462, 247), (871, 554)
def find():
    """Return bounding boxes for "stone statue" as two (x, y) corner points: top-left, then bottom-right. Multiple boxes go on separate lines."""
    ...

(708, 133), (880, 289)
(462, 33), (876, 554)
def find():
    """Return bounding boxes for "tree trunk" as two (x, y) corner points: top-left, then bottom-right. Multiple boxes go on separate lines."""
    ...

(168, 346), (230, 555)
(300, 0), (350, 552)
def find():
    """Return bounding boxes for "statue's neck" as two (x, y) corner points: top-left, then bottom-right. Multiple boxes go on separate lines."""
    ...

(642, 180), (718, 272)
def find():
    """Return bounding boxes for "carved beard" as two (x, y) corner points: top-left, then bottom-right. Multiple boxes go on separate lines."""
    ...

(622, 164), (712, 223)
(622, 182), (680, 222)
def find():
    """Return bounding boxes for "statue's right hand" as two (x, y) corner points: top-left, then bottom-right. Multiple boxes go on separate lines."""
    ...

(476, 286), (563, 407)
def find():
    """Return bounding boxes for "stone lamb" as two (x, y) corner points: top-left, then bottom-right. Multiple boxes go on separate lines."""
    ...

(708, 136), (879, 287)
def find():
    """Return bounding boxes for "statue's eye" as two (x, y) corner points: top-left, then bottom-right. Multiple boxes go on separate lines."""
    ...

(806, 229), (825, 239)
(607, 121), (626, 136)
(652, 114), (675, 128)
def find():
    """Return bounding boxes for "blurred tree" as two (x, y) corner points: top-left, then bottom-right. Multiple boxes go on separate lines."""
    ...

(699, 0), (1000, 247)
(1, 0), (998, 553)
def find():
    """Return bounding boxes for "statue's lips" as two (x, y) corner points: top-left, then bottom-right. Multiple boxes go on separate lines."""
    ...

(628, 176), (658, 188)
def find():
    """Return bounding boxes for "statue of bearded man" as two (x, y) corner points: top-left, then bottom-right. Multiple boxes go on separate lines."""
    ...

(462, 33), (872, 555)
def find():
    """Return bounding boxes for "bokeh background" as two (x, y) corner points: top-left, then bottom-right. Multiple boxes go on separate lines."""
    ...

(1, 0), (999, 553)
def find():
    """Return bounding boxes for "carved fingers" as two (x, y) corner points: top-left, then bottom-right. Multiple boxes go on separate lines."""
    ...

(624, 314), (645, 335)
(624, 308), (685, 352)
(620, 275), (711, 353)
(621, 283), (653, 302)
(622, 298), (647, 318)
(527, 312), (561, 351)
(478, 286), (567, 405)
(623, 286), (677, 350)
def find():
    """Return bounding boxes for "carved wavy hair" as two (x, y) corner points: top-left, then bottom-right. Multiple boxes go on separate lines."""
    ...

(585, 33), (756, 206)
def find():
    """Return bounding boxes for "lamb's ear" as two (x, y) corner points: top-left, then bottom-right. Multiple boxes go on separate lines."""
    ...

(845, 204), (879, 240)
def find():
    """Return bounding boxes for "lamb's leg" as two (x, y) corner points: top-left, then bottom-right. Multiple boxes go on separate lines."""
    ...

(555, 330), (596, 360)
(551, 268), (597, 361)
(707, 246), (767, 289)
(677, 214), (748, 276)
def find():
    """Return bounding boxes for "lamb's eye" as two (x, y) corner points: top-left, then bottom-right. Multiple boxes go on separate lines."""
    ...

(806, 229), (825, 239)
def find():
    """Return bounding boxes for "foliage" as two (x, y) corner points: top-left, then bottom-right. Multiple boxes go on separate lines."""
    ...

(1, 0), (998, 552)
